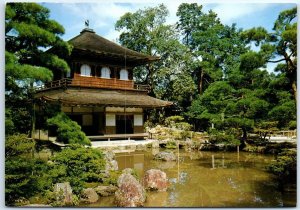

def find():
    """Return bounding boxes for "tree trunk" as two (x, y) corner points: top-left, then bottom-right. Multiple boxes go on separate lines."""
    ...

(199, 69), (204, 95)
(291, 80), (297, 104)
(239, 127), (247, 148)
(242, 128), (247, 140)
(31, 102), (35, 139)
(147, 64), (155, 96)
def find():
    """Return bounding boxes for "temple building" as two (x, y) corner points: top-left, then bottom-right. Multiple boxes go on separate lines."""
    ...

(34, 28), (172, 138)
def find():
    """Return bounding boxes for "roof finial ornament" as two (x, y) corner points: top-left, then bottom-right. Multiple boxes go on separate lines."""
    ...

(85, 20), (89, 28)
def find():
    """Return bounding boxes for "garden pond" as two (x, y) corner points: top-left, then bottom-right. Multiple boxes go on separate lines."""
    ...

(84, 148), (296, 207)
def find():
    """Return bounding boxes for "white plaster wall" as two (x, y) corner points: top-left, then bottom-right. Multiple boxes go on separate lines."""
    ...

(134, 114), (143, 126)
(106, 114), (116, 126)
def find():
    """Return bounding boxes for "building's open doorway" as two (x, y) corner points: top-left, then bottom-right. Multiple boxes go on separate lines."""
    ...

(116, 114), (133, 134)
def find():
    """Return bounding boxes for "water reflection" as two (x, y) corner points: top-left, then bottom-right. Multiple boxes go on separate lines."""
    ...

(100, 148), (296, 207)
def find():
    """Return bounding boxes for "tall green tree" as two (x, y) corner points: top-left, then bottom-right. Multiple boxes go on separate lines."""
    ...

(176, 3), (247, 94)
(241, 7), (297, 102)
(115, 4), (193, 98)
(116, 4), (197, 114)
(5, 3), (72, 135)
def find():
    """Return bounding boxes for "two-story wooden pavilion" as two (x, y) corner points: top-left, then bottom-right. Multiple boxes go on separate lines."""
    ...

(34, 28), (171, 138)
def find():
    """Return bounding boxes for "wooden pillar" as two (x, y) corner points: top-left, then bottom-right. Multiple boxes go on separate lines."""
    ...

(31, 101), (36, 139)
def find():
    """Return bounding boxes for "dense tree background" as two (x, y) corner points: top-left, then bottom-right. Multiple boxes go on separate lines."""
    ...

(115, 3), (297, 141)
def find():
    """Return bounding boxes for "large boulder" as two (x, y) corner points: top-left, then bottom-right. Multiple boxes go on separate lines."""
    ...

(94, 185), (118, 197)
(53, 182), (73, 206)
(80, 188), (99, 203)
(115, 173), (146, 207)
(154, 151), (176, 161)
(143, 169), (168, 191)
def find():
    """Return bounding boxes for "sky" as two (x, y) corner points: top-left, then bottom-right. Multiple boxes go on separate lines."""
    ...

(43, 1), (296, 42)
(41, 1), (296, 73)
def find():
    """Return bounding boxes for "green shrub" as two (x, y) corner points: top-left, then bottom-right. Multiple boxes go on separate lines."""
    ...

(288, 120), (296, 130)
(5, 134), (51, 206)
(209, 130), (240, 146)
(165, 115), (184, 127)
(44, 190), (79, 206)
(103, 170), (122, 186)
(166, 141), (177, 149)
(174, 122), (192, 131)
(144, 120), (155, 130)
(50, 145), (106, 195)
(47, 112), (90, 146)
(5, 134), (35, 157)
(267, 149), (296, 181)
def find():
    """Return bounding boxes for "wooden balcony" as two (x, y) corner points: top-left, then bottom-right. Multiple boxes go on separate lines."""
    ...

(72, 73), (134, 89)
(36, 76), (150, 92)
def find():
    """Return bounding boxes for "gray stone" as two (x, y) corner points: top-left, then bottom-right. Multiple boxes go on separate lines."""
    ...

(136, 144), (146, 151)
(103, 150), (118, 171)
(110, 160), (119, 171)
(143, 169), (168, 192)
(154, 151), (176, 161)
(94, 185), (118, 197)
(103, 150), (115, 161)
(122, 168), (135, 175)
(80, 188), (99, 203)
(115, 173), (146, 207)
(152, 141), (160, 148)
(152, 147), (160, 156)
(53, 182), (73, 206)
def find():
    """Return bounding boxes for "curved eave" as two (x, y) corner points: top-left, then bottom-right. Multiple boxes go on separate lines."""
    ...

(35, 88), (172, 108)
(68, 29), (160, 66)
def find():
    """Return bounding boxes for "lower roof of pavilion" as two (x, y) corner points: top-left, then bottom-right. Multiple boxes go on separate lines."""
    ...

(34, 87), (172, 108)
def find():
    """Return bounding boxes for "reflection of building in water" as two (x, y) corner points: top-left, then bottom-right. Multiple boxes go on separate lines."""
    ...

(116, 153), (145, 174)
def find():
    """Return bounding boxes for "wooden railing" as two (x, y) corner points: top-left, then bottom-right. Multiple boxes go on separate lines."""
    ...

(36, 77), (150, 92)
(36, 78), (72, 91)
(134, 84), (151, 92)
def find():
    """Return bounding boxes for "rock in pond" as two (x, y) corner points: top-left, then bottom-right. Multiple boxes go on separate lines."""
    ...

(122, 168), (136, 175)
(154, 151), (176, 161)
(115, 173), (146, 207)
(53, 182), (73, 206)
(103, 150), (119, 171)
(80, 188), (99, 203)
(94, 185), (118, 197)
(143, 169), (168, 192)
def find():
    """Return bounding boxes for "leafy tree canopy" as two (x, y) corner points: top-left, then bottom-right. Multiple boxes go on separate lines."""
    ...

(240, 6), (297, 101)
(5, 3), (72, 135)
